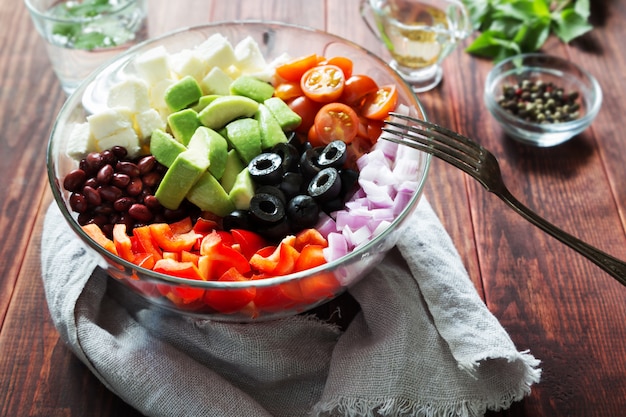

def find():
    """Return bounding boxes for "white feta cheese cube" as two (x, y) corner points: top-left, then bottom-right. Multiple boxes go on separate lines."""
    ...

(133, 45), (171, 84)
(234, 36), (267, 73)
(65, 122), (96, 159)
(149, 78), (176, 118)
(87, 107), (134, 139)
(200, 67), (233, 96)
(195, 33), (237, 70)
(107, 78), (151, 113)
(97, 128), (141, 158)
(134, 109), (166, 142)
(169, 49), (208, 82)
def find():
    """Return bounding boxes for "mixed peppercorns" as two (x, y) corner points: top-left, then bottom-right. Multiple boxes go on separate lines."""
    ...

(497, 79), (582, 124)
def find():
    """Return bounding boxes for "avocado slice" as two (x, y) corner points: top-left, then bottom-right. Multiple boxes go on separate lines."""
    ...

(154, 150), (209, 210)
(198, 95), (259, 130)
(264, 97), (302, 131)
(220, 149), (245, 193)
(228, 168), (255, 210)
(229, 75), (275, 103)
(150, 129), (186, 168)
(187, 126), (229, 180)
(255, 103), (288, 150)
(167, 108), (200, 146)
(164, 75), (203, 112)
(225, 118), (262, 164)
(187, 171), (235, 217)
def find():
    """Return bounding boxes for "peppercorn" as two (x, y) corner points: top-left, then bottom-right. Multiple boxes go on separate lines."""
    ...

(496, 78), (582, 124)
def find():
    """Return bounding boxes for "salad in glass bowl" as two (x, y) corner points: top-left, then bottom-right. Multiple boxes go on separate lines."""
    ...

(47, 21), (431, 322)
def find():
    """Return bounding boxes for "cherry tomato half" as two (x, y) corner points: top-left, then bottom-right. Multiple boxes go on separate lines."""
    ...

(341, 75), (379, 107)
(361, 85), (398, 120)
(288, 95), (323, 133)
(322, 56), (353, 79)
(276, 53), (322, 82)
(274, 81), (304, 101)
(301, 64), (345, 103)
(313, 102), (359, 145)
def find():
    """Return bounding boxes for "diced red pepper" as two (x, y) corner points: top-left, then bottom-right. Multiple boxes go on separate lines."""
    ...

(169, 217), (193, 234)
(203, 267), (256, 313)
(200, 231), (251, 274)
(294, 229), (328, 251)
(112, 223), (134, 261)
(82, 223), (117, 255)
(133, 225), (163, 261)
(193, 217), (219, 234)
(149, 223), (201, 253)
(230, 229), (268, 259)
(153, 258), (203, 280)
(294, 244), (327, 272)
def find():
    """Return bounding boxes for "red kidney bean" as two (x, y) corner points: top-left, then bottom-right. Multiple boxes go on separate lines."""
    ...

(85, 152), (104, 171)
(137, 155), (156, 175)
(116, 161), (140, 177)
(93, 203), (114, 216)
(63, 169), (86, 192)
(126, 177), (143, 196)
(111, 173), (131, 188)
(114, 197), (134, 212)
(111, 146), (128, 159)
(99, 185), (123, 202)
(101, 149), (117, 166)
(83, 185), (102, 206)
(96, 164), (114, 185)
(84, 177), (98, 188)
(142, 171), (162, 188)
(77, 212), (92, 226)
(128, 203), (153, 222)
(143, 195), (162, 210)
(70, 193), (88, 213)
(92, 214), (109, 228)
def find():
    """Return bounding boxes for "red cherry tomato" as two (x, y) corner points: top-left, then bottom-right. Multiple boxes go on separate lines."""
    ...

(288, 95), (322, 133)
(300, 64), (345, 103)
(322, 56), (353, 79)
(313, 102), (359, 145)
(276, 53), (322, 82)
(273, 81), (304, 101)
(341, 75), (379, 107)
(361, 85), (398, 120)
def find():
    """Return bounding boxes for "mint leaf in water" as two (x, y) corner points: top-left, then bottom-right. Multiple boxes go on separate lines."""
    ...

(462, 0), (592, 61)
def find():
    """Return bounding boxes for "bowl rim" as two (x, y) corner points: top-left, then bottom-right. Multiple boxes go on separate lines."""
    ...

(484, 52), (603, 133)
(47, 19), (432, 289)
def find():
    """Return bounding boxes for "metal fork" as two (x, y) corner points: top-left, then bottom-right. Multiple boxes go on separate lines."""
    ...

(383, 112), (626, 287)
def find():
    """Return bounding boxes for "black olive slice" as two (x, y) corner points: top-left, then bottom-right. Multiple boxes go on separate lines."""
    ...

(279, 172), (304, 199)
(248, 153), (284, 185)
(256, 185), (287, 204)
(222, 209), (251, 230)
(299, 148), (321, 179)
(271, 142), (300, 172)
(307, 167), (342, 202)
(317, 140), (347, 168)
(248, 192), (286, 225)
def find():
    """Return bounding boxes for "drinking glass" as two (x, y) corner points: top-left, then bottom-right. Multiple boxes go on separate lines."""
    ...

(360, 0), (471, 92)
(24, 0), (148, 95)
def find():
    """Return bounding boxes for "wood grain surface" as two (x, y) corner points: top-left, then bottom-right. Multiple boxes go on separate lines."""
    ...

(1, 0), (625, 416)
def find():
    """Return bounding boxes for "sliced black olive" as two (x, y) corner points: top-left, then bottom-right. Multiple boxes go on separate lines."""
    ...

(248, 192), (286, 225)
(280, 172), (304, 199)
(317, 140), (347, 168)
(339, 168), (359, 196)
(222, 209), (251, 230)
(321, 197), (345, 214)
(299, 147), (321, 179)
(271, 142), (300, 172)
(255, 185), (287, 204)
(307, 167), (342, 202)
(287, 194), (320, 228)
(248, 153), (284, 185)
(257, 218), (291, 241)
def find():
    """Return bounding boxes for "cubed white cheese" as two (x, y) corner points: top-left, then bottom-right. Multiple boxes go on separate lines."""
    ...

(200, 67), (233, 96)
(169, 49), (208, 82)
(134, 108), (166, 141)
(66, 122), (96, 159)
(149, 78), (176, 117)
(87, 107), (134, 139)
(235, 36), (267, 73)
(107, 78), (151, 113)
(133, 45), (171, 85)
(97, 128), (141, 158)
(194, 33), (237, 70)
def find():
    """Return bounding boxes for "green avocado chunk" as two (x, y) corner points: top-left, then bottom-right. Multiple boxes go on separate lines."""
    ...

(264, 97), (302, 131)
(198, 95), (259, 130)
(229, 75), (275, 103)
(154, 150), (209, 210)
(187, 171), (235, 217)
(225, 118), (262, 164)
(164, 75), (203, 112)
(255, 103), (288, 150)
(150, 129), (186, 168)
(167, 108), (200, 146)
(187, 126), (229, 180)
(220, 149), (245, 193)
(228, 168), (255, 210)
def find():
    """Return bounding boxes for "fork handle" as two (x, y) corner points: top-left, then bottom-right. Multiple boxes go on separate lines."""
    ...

(496, 187), (626, 286)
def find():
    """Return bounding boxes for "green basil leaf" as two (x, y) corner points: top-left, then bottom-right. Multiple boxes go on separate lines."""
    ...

(552, 9), (593, 43)
(494, 0), (550, 22)
(465, 30), (521, 60)
(574, 0), (591, 19)
(514, 16), (551, 51)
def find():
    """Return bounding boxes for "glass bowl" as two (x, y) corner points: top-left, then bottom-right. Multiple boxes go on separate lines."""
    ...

(47, 21), (430, 322)
(484, 53), (602, 147)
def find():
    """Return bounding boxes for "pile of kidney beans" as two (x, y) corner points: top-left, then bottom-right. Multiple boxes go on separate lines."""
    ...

(63, 146), (199, 238)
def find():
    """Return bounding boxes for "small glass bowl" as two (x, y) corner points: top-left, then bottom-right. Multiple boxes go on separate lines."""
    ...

(484, 53), (602, 147)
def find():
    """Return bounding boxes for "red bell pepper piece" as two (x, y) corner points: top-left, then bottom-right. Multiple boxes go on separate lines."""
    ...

(200, 231), (251, 274)
(293, 244), (327, 272)
(133, 225), (163, 261)
(82, 223), (117, 255)
(230, 229), (269, 259)
(294, 228), (328, 251)
(169, 217), (193, 234)
(112, 223), (134, 262)
(153, 258), (203, 280)
(203, 267), (256, 313)
(149, 223), (201, 253)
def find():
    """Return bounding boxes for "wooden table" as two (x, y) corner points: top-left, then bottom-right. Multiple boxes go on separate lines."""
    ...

(2, 1), (625, 416)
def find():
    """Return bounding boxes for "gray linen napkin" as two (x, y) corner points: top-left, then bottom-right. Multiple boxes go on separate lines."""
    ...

(41, 198), (541, 417)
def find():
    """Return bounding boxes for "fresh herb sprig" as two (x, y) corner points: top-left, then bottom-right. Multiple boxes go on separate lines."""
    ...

(462, 0), (592, 62)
